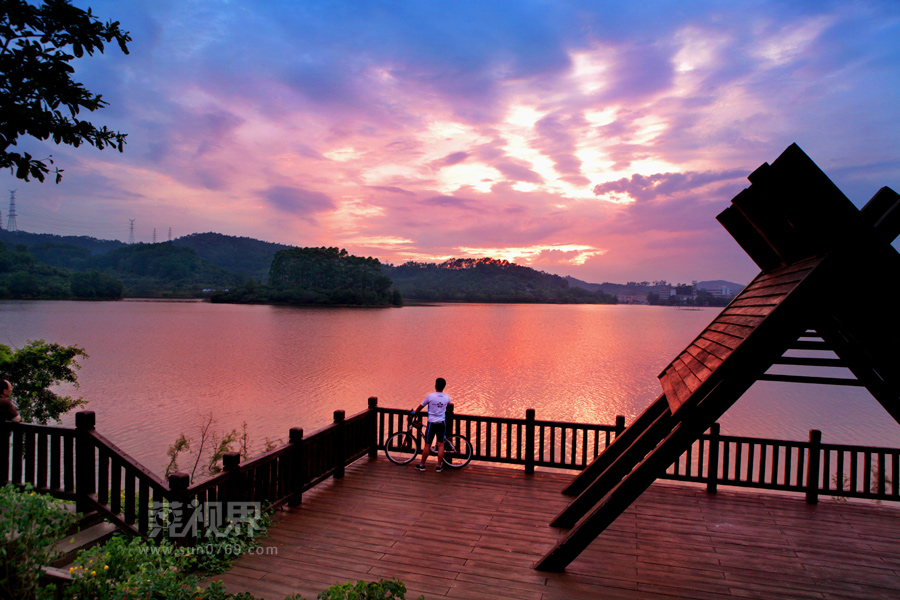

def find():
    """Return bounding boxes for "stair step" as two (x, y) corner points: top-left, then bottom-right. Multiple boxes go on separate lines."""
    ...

(52, 522), (119, 568)
(61, 509), (105, 536)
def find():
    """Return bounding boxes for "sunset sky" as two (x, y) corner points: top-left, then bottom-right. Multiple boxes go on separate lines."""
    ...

(4, 0), (899, 284)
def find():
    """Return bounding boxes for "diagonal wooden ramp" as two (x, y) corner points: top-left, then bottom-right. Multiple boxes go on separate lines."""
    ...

(536, 143), (900, 572)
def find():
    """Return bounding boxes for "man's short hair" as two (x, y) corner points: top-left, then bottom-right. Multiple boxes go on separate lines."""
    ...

(435, 377), (446, 392)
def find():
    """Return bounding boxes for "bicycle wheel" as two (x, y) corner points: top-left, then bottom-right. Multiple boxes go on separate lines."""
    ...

(385, 431), (419, 465)
(442, 434), (473, 468)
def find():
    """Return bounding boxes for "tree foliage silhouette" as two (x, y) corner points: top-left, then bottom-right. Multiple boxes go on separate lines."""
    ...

(0, 0), (130, 182)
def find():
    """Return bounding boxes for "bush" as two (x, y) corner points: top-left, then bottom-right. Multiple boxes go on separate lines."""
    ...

(0, 484), (77, 600)
(311, 579), (421, 600)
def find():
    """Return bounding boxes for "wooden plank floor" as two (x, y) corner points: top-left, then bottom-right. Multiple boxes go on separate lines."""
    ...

(211, 457), (900, 599)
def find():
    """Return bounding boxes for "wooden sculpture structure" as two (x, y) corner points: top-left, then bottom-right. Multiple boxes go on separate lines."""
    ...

(536, 143), (900, 572)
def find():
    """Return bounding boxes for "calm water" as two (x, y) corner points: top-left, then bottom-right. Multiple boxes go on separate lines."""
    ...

(2, 300), (897, 476)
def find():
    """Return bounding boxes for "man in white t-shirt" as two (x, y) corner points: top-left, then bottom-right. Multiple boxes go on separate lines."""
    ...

(410, 378), (450, 472)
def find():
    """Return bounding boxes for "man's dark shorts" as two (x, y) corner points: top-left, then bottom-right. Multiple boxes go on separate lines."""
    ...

(425, 421), (446, 444)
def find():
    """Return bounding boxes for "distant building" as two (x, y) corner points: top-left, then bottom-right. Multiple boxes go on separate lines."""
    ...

(695, 282), (737, 298)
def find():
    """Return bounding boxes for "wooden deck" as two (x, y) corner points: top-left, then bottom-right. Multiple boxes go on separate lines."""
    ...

(212, 456), (900, 600)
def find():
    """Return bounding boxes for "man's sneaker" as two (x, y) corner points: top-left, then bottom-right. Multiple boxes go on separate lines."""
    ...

(435, 465), (443, 473)
(415, 464), (426, 471)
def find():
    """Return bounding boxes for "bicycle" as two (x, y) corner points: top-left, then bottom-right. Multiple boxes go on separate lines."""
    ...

(384, 413), (473, 468)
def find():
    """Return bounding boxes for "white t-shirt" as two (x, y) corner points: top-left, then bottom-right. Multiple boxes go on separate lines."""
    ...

(421, 392), (450, 423)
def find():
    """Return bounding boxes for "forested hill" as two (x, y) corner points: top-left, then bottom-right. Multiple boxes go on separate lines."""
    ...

(171, 233), (291, 281)
(383, 258), (617, 304)
(0, 230), (289, 281)
(0, 229), (126, 255)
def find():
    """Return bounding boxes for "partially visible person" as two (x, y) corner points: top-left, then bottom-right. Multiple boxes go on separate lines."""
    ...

(1, 379), (21, 422)
(410, 377), (450, 472)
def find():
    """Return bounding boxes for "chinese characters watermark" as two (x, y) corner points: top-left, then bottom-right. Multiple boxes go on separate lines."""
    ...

(150, 500), (262, 539)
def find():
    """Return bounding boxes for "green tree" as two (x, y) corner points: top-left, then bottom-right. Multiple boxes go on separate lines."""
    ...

(70, 269), (123, 298)
(0, 339), (87, 423)
(0, 0), (130, 183)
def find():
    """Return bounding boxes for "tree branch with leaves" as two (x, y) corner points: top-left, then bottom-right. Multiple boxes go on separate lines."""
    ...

(0, 0), (130, 182)
(0, 339), (87, 423)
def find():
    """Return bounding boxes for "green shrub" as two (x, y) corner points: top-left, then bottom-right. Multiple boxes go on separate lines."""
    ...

(0, 483), (77, 600)
(297, 579), (422, 600)
(191, 508), (272, 574)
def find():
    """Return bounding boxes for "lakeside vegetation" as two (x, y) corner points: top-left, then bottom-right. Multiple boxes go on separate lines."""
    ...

(383, 258), (617, 304)
(212, 247), (401, 306)
(0, 231), (246, 299)
(1, 229), (739, 305)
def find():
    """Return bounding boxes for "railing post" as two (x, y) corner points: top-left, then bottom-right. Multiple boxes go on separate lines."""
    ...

(806, 429), (822, 505)
(706, 423), (720, 494)
(333, 410), (346, 479)
(368, 397), (379, 459)
(222, 451), (242, 523)
(288, 427), (305, 507)
(614, 415), (626, 438)
(0, 421), (10, 486)
(445, 403), (455, 467)
(168, 472), (195, 547)
(525, 408), (536, 474)
(75, 411), (96, 514)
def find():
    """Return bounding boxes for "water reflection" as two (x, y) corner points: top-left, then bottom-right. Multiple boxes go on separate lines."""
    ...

(2, 299), (898, 476)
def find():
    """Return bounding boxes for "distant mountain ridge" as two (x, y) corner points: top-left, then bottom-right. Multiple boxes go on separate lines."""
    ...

(566, 276), (746, 296)
(171, 232), (291, 281)
(0, 230), (287, 281)
(2, 229), (745, 299)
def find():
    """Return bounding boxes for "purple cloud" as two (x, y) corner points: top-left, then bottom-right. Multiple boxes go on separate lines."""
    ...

(261, 186), (335, 217)
(594, 170), (746, 202)
(432, 152), (470, 169)
(494, 161), (543, 183)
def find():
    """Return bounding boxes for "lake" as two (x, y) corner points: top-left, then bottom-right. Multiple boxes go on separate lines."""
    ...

(2, 299), (897, 476)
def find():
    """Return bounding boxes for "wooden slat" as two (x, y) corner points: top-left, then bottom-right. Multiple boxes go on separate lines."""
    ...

(743, 267), (814, 290)
(675, 352), (715, 387)
(726, 296), (788, 309)
(660, 365), (692, 410)
(671, 357), (705, 394)
(684, 343), (725, 372)
(720, 304), (779, 317)
(692, 336), (735, 359)
(732, 283), (799, 300)
(707, 321), (756, 339)
(713, 314), (767, 328)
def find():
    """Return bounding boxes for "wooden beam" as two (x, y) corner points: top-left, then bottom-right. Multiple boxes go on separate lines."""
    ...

(537, 367), (765, 572)
(772, 356), (845, 367)
(757, 374), (864, 387)
(860, 186), (900, 244)
(816, 319), (900, 425)
(551, 398), (675, 528)
(560, 394), (669, 497)
(716, 204), (783, 271)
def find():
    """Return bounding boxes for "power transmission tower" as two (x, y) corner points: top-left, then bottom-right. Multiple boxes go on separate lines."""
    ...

(168, 227), (172, 242)
(153, 227), (156, 244)
(7, 190), (17, 231)
(129, 219), (135, 244)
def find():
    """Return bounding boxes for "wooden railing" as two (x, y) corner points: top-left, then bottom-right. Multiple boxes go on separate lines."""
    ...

(4, 397), (899, 540)
(0, 398), (381, 543)
(376, 407), (900, 504)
